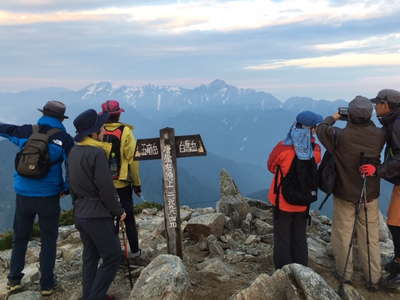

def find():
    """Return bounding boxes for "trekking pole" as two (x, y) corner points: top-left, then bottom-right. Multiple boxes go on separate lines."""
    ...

(338, 175), (366, 295)
(361, 175), (373, 288)
(120, 221), (134, 289)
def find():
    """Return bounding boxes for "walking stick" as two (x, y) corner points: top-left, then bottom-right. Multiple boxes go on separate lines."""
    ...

(338, 175), (367, 295)
(361, 175), (373, 289)
(120, 221), (134, 289)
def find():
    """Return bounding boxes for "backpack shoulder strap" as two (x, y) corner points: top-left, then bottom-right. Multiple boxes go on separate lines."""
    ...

(274, 165), (283, 212)
(45, 127), (62, 138)
(32, 125), (39, 134)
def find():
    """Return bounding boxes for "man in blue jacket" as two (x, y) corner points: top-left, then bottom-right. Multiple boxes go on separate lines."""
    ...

(0, 101), (74, 296)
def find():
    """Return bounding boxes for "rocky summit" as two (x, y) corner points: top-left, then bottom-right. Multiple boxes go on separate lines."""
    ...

(0, 170), (399, 300)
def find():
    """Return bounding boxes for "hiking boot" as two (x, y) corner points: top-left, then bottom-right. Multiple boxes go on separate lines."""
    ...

(385, 259), (400, 275)
(41, 289), (55, 297)
(7, 279), (22, 294)
(128, 249), (141, 259)
(380, 273), (400, 290)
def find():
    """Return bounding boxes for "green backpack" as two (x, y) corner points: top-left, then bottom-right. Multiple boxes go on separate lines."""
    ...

(15, 125), (61, 178)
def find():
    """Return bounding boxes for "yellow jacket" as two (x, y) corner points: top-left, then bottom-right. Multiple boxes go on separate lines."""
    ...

(103, 122), (141, 189)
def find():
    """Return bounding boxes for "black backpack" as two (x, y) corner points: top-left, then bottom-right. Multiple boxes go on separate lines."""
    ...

(317, 129), (338, 210)
(103, 125), (125, 180)
(15, 125), (61, 178)
(275, 157), (319, 208)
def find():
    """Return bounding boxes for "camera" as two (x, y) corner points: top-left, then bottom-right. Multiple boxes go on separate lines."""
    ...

(338, 107), (348, 121)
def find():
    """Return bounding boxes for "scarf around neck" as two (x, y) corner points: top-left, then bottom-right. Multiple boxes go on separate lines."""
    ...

(284, 123), (313, 160)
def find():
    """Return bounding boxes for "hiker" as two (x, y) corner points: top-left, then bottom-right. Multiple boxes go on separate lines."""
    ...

(370, 89), (400, 288)
(267, 111), (323, 269)
(100, 100), (143, 262)
(0, 101), (73, 296)
(316, 96), (385, 289)
(68, 109), (126, 300)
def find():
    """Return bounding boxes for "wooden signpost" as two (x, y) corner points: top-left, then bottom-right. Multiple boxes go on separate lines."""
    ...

(134, 127), (207, 258)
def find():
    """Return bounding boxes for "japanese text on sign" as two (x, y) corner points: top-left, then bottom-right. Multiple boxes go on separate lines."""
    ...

(178, 139), (198, 153)
(163, 144), (177, 228)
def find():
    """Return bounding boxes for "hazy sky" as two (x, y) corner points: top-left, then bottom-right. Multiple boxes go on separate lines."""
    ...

(1, 0), (399, 100)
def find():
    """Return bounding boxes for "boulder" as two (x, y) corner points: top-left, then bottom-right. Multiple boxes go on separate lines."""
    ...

(283, 264), (340, 300)
(184, 213), (225, 240)
(130, 254), (189, 300)
(197, 257), (236, 280)
(8, 291), (42, 300)
(207, 235), (225, 257)
(217, 170), (250, 227)
(341, 283), (365, 300)
(241, 213), (252, 234)
(379, 211), (390, 242)
(254, 219), (273, 235)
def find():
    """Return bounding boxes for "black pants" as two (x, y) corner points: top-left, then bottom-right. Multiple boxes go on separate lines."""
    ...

(273, 208), (308, 269)
(116, 185), (139, 253)
(75, 217), (122, 300)
(389, 225), (400, 259)
(8, 194), (60, 290)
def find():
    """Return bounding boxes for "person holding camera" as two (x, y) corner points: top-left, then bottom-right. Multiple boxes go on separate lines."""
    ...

(316, 96), (385, 289)
(370, 89), (400, 288)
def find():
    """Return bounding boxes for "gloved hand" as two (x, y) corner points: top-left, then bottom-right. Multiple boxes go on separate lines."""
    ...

(359, 164), (376, 176)
(133, 185), (142, 197)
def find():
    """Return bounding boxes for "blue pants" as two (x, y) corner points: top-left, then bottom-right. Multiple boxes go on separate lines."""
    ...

(8, 194), (60, 290)
(75, 217), (122, 300)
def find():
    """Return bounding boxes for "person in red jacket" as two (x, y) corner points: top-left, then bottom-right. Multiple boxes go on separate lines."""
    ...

(267, 111), (322, 269)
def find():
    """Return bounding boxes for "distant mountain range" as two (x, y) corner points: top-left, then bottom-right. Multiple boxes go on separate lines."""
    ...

(2, 79), (383, 232)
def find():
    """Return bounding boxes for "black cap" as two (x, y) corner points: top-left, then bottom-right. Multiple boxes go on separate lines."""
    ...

(370, 89), (400, 104)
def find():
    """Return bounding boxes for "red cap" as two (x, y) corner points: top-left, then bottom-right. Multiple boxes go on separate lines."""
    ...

(101, 100), (125, 115)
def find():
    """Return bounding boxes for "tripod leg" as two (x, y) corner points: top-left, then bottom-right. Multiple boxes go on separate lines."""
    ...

(363, 196), (373, 287)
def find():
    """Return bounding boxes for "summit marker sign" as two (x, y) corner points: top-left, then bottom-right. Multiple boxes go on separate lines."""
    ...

(134, 128), (206, 258)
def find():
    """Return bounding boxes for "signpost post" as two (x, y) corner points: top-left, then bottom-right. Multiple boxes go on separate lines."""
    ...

(134, 127), (206, 258)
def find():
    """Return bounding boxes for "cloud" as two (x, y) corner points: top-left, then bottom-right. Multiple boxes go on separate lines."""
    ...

(245, 52), (400, 70)
(314, 32), (400, 51)
(1, 0), (400, 33)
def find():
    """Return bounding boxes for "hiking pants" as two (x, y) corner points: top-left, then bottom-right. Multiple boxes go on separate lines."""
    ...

(8, 194), (60, 290)
(331, 197), (381, 284)
(273, 208), (308, 269)
(117, 185), (139, 253)
(388, 185), (400, 260)
(75, 217), (122, 300)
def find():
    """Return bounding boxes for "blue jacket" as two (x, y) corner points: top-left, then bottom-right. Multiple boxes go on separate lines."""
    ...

(0, 116), (74, 197)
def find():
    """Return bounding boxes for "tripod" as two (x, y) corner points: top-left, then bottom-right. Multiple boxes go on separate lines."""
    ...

(119, 220), (134, 289)
(339, 175), (373, 293)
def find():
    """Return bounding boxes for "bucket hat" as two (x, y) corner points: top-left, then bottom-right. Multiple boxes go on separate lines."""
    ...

(101, 100), (125, 115)
(73, 109), (109, 142)
(38, 100), (69, 119)
(296, 111), (323, 127)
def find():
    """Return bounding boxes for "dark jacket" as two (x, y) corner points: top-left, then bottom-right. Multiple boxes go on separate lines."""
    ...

(0, 116), (73, 197)
(376, 109), (400, 184)
(68, 140), (123, 219)
(317, 117), (385, 202)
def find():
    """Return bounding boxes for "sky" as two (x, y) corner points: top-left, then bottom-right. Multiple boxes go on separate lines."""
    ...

(1, 0), (400, 100)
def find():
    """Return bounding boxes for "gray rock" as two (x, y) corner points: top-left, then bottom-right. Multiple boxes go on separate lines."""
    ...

(341, 283), (365, 300)
(8, 291), (42, 300)
(254, 219), (273, 235)
(207, 235), (225, 257)
(241, 213), (252, 234)
(130, 254), (189, 300)
(217, 170), (250, 227)
(244, 235), (259, 245)
(142, 208), (158, 215)
(244, 197), (272, 210)
(198, 257), (236, 279)
(283, 264), (341, 300)
(249, 206), (272, 222)
(231, 271), (289, 300)
(185, 213), (225, 240)
(379, 211), (390, 242)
